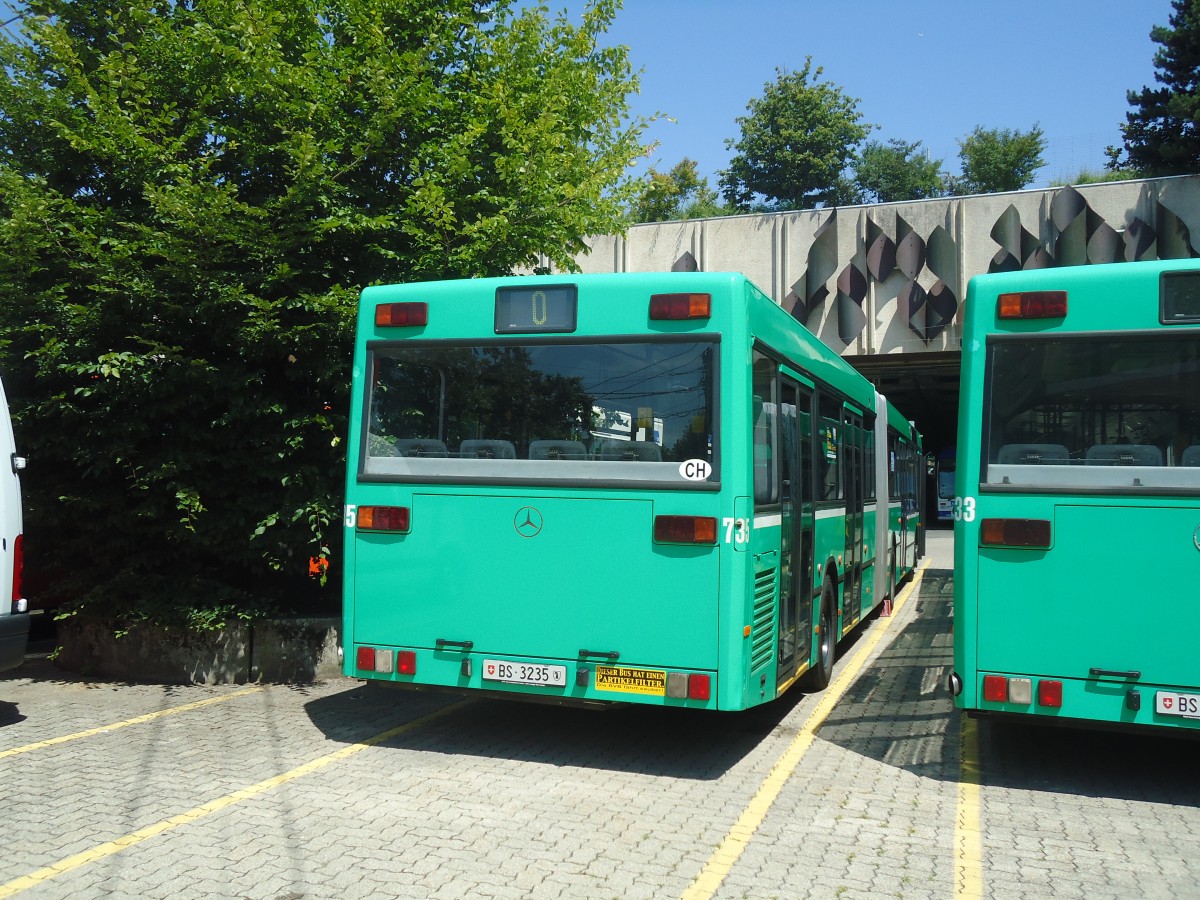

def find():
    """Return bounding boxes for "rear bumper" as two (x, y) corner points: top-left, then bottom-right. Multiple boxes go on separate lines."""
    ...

(0, 611), (30, 672)
(344, 644), (720, 710)
(956, 670), (1200, 732)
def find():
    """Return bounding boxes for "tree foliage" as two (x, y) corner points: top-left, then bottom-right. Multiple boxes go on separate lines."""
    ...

(0, 0), (648, 630)
(852, 139), (945, 204)
(1121, 0), (1200, 175)
(951, 125), (1046, 195)
(631, 158), (729, 222)
(720, 59), (871, 211)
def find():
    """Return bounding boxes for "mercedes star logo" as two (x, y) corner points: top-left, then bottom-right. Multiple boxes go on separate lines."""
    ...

(514, 506), (544, 538)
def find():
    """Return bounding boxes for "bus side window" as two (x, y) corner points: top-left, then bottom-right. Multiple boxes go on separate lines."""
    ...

(817, 392), (841, 501)
(752, 353), (777, 505)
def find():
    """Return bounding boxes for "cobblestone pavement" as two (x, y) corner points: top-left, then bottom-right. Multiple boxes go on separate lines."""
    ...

(2, 544), (1198, 899)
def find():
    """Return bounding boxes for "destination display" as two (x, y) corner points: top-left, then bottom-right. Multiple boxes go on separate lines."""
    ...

(495, 285), (577, 334)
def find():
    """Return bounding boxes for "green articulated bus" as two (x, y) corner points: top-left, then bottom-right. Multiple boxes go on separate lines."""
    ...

(343, 272), (922, 711)
(951, 259), (1200, 732)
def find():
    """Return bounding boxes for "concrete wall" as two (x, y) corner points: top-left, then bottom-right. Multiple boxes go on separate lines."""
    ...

(56, 617), (343, 684)
(556, 175), (1200, 361)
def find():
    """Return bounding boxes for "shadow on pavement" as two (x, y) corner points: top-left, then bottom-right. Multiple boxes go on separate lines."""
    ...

(0, 699), (25, 726)
(819, 569), (1200, 805)
(299, 575), (948, 781)
(303, 673), (810, 781)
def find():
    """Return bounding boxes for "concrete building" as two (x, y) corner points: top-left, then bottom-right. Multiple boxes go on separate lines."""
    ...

(550, 175), (1200, 457)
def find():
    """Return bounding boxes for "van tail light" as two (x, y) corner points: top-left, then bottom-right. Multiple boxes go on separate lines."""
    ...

(375, 302), (428, 327)
(654, 515), (717, 545)
(650, 293), (711, 320)
(997, 291), (1067, 319)
(11, 533), (23, 602)
(357, 506), (410, 533)
(980, 518), (1050, 549)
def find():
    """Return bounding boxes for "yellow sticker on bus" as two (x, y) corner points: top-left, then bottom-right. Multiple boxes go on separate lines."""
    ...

(595, 666), (667, 696)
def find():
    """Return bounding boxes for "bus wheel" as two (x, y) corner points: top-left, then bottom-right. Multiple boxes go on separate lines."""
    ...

(799, 579), (836, 692)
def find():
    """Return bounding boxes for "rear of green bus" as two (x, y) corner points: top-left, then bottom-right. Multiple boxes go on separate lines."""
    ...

(952, 259), (1200, 731)
(343, 273), (757, 710)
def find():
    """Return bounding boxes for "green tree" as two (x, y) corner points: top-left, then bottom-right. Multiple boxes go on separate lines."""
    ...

(632, 158), (730, 222)
(720, 59), (871, 211)
(0, 0), (648, 631)
(853, 139), (946, 204)
(1120, 0), (1200, 175)
(1051, 164), (1133, 186)
(952, 125), (1046, 195)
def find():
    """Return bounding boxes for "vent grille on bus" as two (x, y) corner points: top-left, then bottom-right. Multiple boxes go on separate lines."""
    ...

(751, 568), (778, 672)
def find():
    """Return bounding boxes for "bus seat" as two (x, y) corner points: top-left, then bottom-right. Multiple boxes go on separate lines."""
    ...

(393, 439), (448, 458)
(1180, 445), (1200, 466)
(528, 440), (587, 460)
(599, 440), (663, 462)
(459, 439), (516, 459)
(996, 443), (1069, 465)
(1085, 443), (1162, 466)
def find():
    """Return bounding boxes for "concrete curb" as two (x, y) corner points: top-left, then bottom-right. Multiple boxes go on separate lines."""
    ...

(54, 616), (344, 685)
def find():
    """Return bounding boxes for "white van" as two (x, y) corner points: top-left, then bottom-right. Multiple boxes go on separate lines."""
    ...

(0, 374), (28, 672)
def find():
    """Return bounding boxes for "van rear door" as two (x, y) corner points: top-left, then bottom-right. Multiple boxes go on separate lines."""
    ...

(0, 375), (29, 672)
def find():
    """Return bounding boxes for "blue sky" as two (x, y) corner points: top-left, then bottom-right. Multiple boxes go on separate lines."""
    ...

(579, 0), (1177, 190)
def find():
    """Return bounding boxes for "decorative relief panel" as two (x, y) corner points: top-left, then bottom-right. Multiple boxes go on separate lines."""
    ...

(574, 176), (1200, 358)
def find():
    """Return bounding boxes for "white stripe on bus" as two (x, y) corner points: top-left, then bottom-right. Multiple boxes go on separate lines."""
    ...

(757, 504), (906, 527)
(754, 507), (849, 528)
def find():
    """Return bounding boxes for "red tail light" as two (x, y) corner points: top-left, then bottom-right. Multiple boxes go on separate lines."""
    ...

(375, 302), (428, 327)
(980, 518), (1051, 549)
(983, 674), (1008, 703)
(1038, 680), (1063, 708)
(357, 505), (411, 533)
(397, 651), (417, 675)
(997, 291), (1067, 319)
(356, 646), (410, 675)
(688, 673), (711, 701)
(654, 515), (718, 545)
(11, 533), (23, 601)
(650, 293), (711, 320)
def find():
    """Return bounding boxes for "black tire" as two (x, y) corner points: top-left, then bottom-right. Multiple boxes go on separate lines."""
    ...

(798, 577), (837, 692)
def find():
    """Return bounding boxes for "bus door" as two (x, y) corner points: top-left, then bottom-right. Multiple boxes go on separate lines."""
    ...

(842, 406), (865, 632)
(777, 375), (814, 687)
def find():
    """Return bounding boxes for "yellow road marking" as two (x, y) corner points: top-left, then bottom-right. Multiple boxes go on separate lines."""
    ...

(0, 701), (467, 898)
(0, 687), (264, 760)
(955, 715), (984, 898)
(681, 564), (928, 900)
